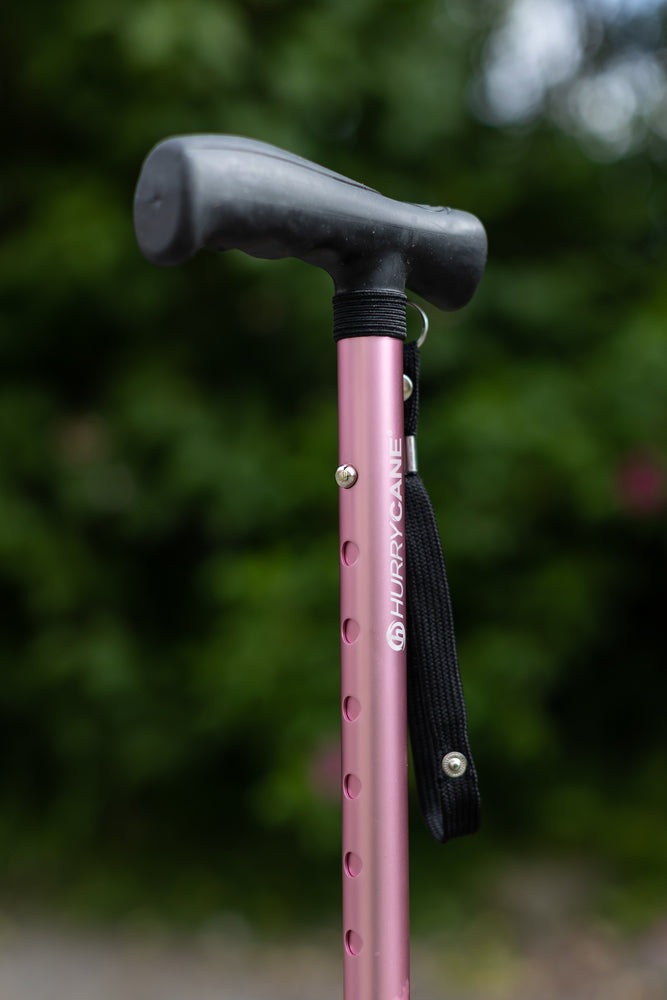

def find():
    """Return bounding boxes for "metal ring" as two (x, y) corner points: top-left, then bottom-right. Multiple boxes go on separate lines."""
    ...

(406, 300), (429, 348)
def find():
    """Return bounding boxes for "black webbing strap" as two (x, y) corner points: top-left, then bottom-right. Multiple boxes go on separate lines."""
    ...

(404, 339), (481, 843)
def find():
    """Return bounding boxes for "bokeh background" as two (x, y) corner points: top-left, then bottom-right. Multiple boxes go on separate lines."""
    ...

(2, 0), (666, 972)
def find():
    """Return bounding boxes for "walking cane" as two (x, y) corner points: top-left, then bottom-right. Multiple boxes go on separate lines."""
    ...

(134, 135), (487, 1000)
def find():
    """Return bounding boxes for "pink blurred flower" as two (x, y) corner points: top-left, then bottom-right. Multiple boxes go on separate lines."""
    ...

(616, 453), (666, 516)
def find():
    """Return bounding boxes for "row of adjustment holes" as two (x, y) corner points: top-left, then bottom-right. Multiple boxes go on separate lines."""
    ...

(342, 543), (360, 646)
(342, 538), (362, 955)
(341, 537), (360, 645)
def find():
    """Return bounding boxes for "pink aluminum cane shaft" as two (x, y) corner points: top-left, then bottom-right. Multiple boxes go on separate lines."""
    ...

(337, 335), (410, 1000)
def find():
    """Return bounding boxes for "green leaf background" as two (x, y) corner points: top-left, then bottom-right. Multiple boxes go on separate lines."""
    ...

(1, 0), (666, 930)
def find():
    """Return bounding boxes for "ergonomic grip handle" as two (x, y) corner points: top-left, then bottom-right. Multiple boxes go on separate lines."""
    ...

(133, 135), (487, 312)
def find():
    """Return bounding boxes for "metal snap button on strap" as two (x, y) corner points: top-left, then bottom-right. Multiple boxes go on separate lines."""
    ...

(442, 752), (468, 778)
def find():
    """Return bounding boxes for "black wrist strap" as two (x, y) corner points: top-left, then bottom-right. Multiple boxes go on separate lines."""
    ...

(403, 340), (481, 843)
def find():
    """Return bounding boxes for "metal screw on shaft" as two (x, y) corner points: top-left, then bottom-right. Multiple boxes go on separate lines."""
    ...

(335, 464), (358, 489)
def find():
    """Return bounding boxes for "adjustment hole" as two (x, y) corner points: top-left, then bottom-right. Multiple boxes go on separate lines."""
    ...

(343, 696), (361, 722)
(344, 774), (362, 800)
(342, 618), (360, 644)
(341, 541), (360, 567)
(344, 852), (363, 878)
(345, 930), (363, 956)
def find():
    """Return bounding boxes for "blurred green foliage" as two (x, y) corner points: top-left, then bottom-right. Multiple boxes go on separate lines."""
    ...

(1, 0), (666, 929)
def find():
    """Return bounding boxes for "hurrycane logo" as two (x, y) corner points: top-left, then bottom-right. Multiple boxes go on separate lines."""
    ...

(386, 619), (406, 652)
(387, 434), (406, 652)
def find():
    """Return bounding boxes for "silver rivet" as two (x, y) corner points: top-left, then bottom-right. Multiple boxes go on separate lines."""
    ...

(442, 751), (468, 778)
(335, 464), (358, 489)
(403, 374), (414, 401)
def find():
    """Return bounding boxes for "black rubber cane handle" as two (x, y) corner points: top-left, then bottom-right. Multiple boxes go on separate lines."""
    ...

(133, 135), (486, 312)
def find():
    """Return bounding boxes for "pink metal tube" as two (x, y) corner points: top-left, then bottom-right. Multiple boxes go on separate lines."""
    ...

(337, 335), (409, 1000)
